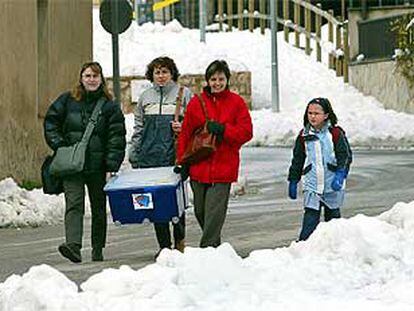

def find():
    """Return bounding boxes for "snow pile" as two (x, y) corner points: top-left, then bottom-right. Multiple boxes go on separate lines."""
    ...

(0, 265), (82, 310)
(0, 178), (64, 228)
(2, 201), (414, 310)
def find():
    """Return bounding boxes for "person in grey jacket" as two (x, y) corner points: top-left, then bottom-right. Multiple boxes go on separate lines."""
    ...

(129, 56), (192, 257)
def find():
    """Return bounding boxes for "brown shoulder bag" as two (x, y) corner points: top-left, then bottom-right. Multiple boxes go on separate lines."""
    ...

(180, 94), (216, 165)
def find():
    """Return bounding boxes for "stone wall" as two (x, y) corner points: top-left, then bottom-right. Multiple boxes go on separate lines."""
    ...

(347, 6), (414, 114)
(349, 60), (414, 113)
(107, 71), (252, 114)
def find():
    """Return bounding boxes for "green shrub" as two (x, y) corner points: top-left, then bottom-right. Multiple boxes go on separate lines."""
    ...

(390, 14), (414, 86)
(20, 179), (42, 190)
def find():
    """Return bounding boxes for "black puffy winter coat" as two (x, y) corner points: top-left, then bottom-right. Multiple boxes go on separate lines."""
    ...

(44, 90), (126, 173)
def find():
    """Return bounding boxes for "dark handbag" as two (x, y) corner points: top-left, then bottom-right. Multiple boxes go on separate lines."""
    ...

(181, 94), (217, 165)
(49, 98), (105, 177)
(41, 155), (64, 195)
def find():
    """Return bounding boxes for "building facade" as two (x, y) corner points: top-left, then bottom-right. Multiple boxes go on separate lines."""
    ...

(0, 0), (92, 183)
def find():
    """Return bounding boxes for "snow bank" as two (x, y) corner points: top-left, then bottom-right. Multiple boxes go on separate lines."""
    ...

(0, 178), (64, 228)
(2, 201), (414, 310)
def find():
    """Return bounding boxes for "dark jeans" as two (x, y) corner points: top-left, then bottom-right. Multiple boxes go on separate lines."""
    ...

(62, 172), (107, 249)
(190, 181), (231, 248)
(299, 205), (341, 241)
(153, 214), (185, 249)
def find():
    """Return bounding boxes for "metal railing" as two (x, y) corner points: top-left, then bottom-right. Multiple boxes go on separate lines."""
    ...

(213, 0), (349, 82)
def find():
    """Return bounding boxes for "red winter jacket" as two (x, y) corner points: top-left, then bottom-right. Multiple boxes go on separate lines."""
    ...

(177, 89), (253, 183)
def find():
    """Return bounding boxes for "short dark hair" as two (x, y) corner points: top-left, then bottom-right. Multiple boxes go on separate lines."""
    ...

(205, 60), (231, 88)
(303, 97), (338, 127)
(145, 56), (179, 82)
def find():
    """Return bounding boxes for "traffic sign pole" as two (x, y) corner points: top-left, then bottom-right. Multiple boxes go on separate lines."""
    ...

(111, 0), (121, 104)
(99, 0), (133, 105)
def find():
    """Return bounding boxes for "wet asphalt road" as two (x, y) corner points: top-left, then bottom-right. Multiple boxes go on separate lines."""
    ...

(1, 148), (413, 285)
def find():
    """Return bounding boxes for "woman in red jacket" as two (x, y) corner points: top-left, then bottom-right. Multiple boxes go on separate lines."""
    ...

(177, 60), (253, 248)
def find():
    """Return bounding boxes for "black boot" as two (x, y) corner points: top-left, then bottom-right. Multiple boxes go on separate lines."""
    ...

(92, 248), (104, 262)
(154, 247), (171, 260)
(58, 243), (82, 263)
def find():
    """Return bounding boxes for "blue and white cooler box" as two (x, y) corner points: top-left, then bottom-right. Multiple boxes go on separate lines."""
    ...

(104, 167), (187, 225)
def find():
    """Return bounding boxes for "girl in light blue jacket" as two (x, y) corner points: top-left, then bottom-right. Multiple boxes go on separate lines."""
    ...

(288, 98), (352, 241)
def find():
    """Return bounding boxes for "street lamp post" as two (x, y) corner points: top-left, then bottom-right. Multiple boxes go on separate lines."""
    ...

(270, 0), (280, 112)
(199, 0), (207, 42)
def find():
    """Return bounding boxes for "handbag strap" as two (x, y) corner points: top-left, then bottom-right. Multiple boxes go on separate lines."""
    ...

(174, 86), (184, 122)
(80, 97), (106, 144)
(196, 94), (209, 122)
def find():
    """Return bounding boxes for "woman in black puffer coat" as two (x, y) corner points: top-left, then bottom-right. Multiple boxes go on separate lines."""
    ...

(44, 62), (126, 263)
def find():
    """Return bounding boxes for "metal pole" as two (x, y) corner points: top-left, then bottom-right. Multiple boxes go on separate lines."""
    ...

(135, 0), (139, 26)
(111, 0), (121, 105)
(162, 7), (166, 25)
(200, 0), (206, 42)
(270, 0), (280, 112)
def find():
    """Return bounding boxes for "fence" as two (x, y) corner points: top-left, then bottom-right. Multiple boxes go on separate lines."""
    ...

(213, 0), (349, 82)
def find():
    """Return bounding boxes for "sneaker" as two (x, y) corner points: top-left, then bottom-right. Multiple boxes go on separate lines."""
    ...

(92, 248), (104, 262)
(174, 239), (185, 253)
(58, 243), (81, 263)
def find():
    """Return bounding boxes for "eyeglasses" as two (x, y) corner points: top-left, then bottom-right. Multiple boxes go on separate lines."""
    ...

(307, 111), (325, 117)
(82, 73), (101, 79)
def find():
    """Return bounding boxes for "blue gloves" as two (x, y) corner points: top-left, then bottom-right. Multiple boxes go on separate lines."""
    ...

(288, 181), (298, 200)
(331, 168), (347, 191)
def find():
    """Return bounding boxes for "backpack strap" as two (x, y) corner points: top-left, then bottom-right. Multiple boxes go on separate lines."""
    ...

(330, 126), (343, 145)
(299, 128), (305, 152)
(331, 125), (353, 167)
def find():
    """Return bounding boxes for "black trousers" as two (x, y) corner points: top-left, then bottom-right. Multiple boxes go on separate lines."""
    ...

(62, 172), (107, 249)
(299, 206), (341, 241)
(153, 214), (185, 249)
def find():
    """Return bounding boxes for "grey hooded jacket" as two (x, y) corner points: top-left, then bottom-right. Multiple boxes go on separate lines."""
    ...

(129, 81), (192, 168)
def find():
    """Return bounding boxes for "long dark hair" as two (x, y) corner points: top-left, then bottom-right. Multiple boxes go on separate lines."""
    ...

(71, 61), (112, 101)
(303, 97), (338, 127)
(205, 60), (231, 89)
(145, 56), (180, 82)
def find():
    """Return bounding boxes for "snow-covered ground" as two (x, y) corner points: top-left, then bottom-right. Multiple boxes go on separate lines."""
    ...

(1, 201), (414, 310)
(2, 11), (414, 310)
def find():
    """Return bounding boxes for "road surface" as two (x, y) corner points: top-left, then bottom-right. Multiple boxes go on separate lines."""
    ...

(1, 148), (413, 285)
